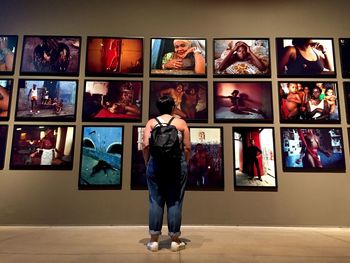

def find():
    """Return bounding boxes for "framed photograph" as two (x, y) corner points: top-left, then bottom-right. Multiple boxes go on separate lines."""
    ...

(79, 126), (124, 189)
(339, 38), (350, 78)
(130, 126), (224, 190)
(150, 38), (206, 77)
(187, 127), (224, 190)
(83, 80), (142, 122)
(20, 35), (81, 76)
(233, 127), (277, 189)
(0, 35), (18, 75)
(85, 37), (143, 77)
(344, 82), (350, 123)
(279, 81), (340, 123)
(276, 38), (336, 78)
(0, 79), (13, 121)
(131, 126), (147, 190)
(213, 38), (271, 77)
(149, 81), (208, 123)
(15, 79), (78, 121)
(214, 81), (273, 123)
(280, 128), (345, 172)
(10, 125), (75, 170)
(0, 125), (8, 169)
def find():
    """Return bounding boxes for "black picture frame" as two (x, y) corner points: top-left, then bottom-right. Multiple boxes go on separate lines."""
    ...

(214, 81), (273, 123)
(0, 125), (8, 169)
(233, 127), (277, 190)
(130, 126), (147, 190)
(276, 37), (336, 78)
(82, 80), (142, 122)
(187, 126), (224, 190)
(150, 37), (207, 77)
(78, 125), (124, 190)
(213, 38), (271, 78)
(278, 81), (340, 124)
(15, 79), (78, 122)
(149, 81), (208, 123)
(0, 79), (13, 121)
(339, 38), (350, 78)
(9, 125), (75, 170)
(344, 82), (350, 124)
(85, 36), (143, 77)
(280, 127), (345, 172)
(130, 126), (224, 191)
(20, 35), (81, 76)
(0, 35), (18, 75)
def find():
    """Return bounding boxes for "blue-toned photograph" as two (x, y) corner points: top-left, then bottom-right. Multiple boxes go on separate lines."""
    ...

(281, 128), (345, 172)
(79, 126), (124, 189)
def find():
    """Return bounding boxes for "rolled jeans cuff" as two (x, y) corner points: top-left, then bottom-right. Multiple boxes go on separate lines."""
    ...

(149, 230), (161, 236)
(168, 231), (181, 238)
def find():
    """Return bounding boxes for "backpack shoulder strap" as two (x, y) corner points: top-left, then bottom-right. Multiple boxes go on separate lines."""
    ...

(167, 116), (175, 125)
(155, 117), (162, 126)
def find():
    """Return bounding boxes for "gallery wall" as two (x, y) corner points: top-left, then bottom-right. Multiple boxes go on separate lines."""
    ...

(1, 0), (350, 226)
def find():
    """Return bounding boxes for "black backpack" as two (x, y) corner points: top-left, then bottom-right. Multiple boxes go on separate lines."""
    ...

(149, 117), (182, 164)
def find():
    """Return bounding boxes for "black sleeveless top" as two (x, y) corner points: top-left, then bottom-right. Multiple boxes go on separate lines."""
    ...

(286, 48), (324, 75)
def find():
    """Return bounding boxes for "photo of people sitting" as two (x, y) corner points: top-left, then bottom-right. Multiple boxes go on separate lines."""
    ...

(277, 38), (335, 77)
(233, 127), (276, 188)
(15, 80), (77, 121)
(0, 36), (17, 73)
(10, 126), (75, 170)
(149, 81), (207, 122)
(0, 79), (13, 120)
(281, 128), (345, 172)
(214, 39), (270, 76)
(83, 81), (142, 121)
(20, 36), (80, 75)
(150, 38), (206, 76)
(214, 82), (273, 122)
(85, 37), (143, 76)
(279, 82), (339, 122)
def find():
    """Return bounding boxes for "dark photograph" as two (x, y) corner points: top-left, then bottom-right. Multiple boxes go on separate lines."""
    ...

(0, 125), (8, 169)
(277, 38), (335, 78)
(214, 39), (270, 77)
(83, 80), (142, 122)
(130, 126), (224, 190)
(20, 36), (81, 75)
(187, 127), (224, 190)
(85, 37), (143, 76)
(15, 79), (77, 121)
(150, 38), (206, 77)
(79, 126), (123, 189)
(149, 81), (208, 122)
(281, 128), (345, 172)
(0, 35), (17, 75)
(233, 127), (277, 189)
(0, 79), (13, 121)
(344, 82), (350, 123)
(279, 82), (339, 123)
(214, 82), (273, 123)
(10, 125), (75, 170)
(339, 38), (350, 78)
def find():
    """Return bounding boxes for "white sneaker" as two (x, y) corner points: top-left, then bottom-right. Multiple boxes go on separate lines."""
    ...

(146, 241), (159, 252)
(171, 241), (186, 252)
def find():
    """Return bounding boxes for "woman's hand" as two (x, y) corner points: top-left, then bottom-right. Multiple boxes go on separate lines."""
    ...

(164, 58), (184, 69)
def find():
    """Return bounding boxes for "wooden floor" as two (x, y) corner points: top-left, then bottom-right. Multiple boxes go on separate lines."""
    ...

(0, 226), (349, 262)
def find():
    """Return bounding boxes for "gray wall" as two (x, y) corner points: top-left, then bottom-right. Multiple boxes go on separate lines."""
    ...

(1, 0), (350, 226)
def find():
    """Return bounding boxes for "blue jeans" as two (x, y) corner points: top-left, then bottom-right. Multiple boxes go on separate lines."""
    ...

(146, 154), (187, 238)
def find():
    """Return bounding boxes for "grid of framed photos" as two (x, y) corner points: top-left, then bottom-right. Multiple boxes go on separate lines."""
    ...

(1, 34), (350, 191)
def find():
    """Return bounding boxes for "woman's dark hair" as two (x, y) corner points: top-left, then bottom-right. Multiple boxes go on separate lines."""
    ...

(156, 95), (175, 115)
(292, 38), (311, 48)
